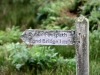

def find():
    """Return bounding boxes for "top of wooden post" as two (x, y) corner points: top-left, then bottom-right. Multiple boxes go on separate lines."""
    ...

(76, 15), (88, 23)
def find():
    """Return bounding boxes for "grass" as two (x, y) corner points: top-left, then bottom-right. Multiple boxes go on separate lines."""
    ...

(90, 61), (100, 75)
(0, 58), (100, 75)
(0, 45), (100, 75)
(0, 62), (75, 75)
(0, 44), (100, 75)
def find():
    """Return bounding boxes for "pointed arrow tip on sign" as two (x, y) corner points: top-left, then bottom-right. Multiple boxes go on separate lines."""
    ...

(20, 29), (33, 45)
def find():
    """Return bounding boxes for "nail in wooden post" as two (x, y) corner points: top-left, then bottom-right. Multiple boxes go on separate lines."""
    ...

(75, 15), (89, 75)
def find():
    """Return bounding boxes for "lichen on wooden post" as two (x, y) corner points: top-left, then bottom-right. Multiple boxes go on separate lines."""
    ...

(75, 15), (89, 75)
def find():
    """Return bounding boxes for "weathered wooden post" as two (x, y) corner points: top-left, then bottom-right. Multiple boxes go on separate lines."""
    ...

(75, 15), (89, 75)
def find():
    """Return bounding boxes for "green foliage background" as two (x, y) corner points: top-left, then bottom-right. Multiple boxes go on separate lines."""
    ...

(0, 0), (100, 75)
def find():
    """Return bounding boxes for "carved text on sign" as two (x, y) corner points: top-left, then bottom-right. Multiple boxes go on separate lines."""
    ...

(21, 29), (75, 45)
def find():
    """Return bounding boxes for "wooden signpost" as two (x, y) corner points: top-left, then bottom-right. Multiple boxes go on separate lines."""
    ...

(21, 15), (89, 75)
(21, 30), (75, 45)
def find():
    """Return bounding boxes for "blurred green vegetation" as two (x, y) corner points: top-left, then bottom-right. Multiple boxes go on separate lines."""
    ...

(0, 0), (100, 75)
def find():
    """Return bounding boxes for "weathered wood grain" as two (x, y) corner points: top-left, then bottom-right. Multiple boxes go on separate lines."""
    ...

(75, 15), (89, 75)
(21, 30), (75, 45)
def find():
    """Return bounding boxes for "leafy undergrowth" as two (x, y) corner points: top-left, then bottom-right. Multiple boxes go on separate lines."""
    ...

(0, 42), (100, 75)
(90, 61), (100, 75)
(0, 26), (21, 44)
(0, 43), (76, 75)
